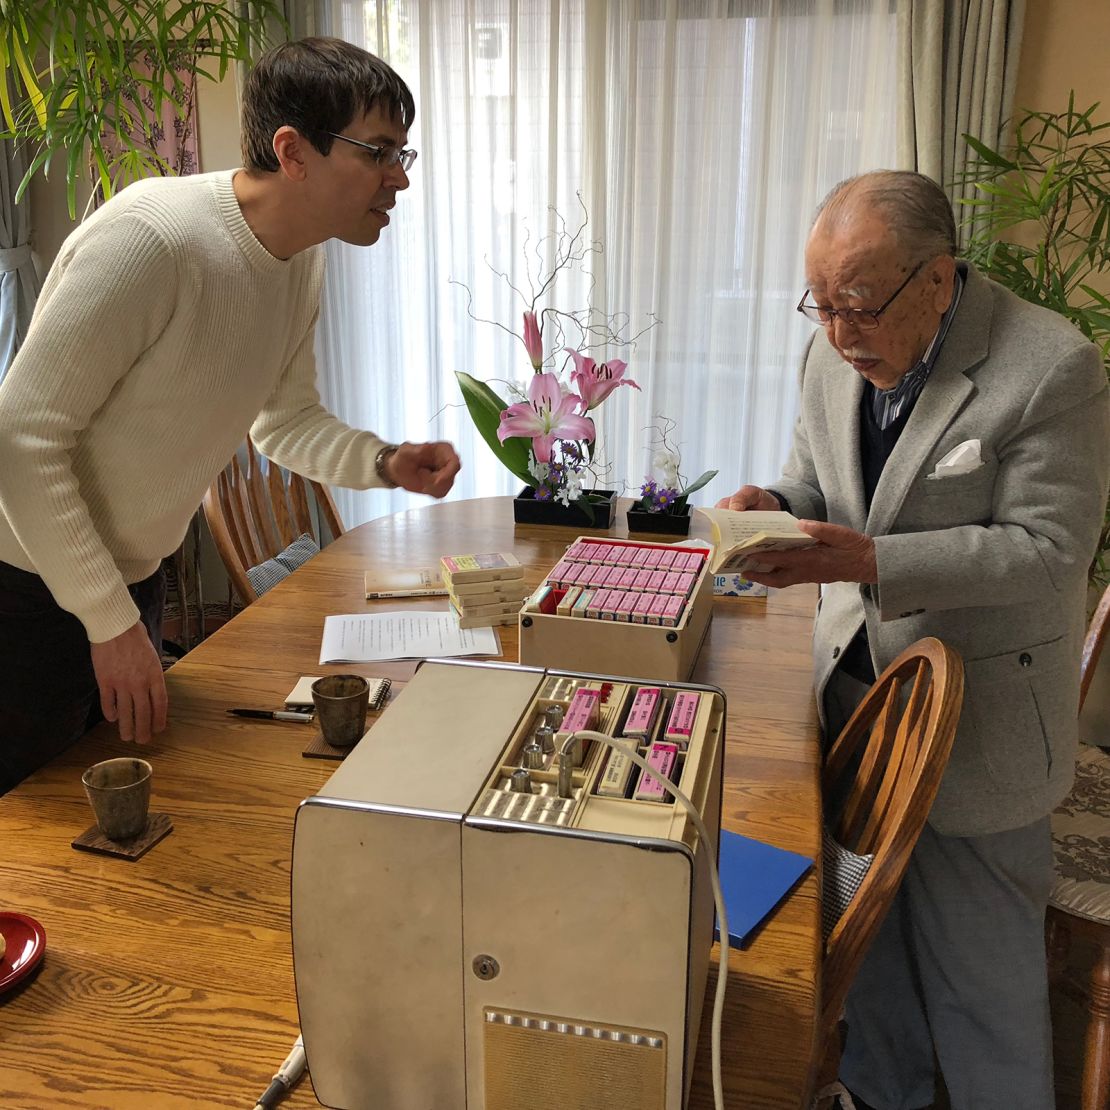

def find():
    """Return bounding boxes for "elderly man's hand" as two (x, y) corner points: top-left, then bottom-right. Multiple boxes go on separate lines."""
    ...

(743, 519), (878, 588)
(715, 485), (782, 512)
(385, 441), (462, 498)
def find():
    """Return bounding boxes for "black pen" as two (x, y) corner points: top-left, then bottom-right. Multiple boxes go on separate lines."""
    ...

(227, 708), (314, 723)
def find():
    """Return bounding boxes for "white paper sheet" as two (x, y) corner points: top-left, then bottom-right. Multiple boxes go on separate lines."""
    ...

(319, 611), (501, 664)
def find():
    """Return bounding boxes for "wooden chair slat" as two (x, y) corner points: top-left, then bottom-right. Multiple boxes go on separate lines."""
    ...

(1080, 584), (1110, 712)
(226, 464), (265, 568)
(831, 681), (898, 846)
(268, 462), (297, 548)
(246, 440), (282, 558)
(289, 475), (314, 537)
(201, 438), (347, 607)
(814, 638), (964, 1101)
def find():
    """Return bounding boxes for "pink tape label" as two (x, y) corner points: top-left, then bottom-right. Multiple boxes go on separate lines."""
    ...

(665, 692), (700, 743)
(635, 741), (679, 801)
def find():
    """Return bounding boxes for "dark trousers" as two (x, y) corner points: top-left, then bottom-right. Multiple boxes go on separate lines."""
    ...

(0, 560), (166, 795)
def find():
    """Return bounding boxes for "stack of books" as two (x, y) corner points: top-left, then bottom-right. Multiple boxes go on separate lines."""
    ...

(440, 553), (528, 628)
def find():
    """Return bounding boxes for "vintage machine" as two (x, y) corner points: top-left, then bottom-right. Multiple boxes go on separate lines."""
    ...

(291, 659), (726, 1110)
(517, 537), (715, 682)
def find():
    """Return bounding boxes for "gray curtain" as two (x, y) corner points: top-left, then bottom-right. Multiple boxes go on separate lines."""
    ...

(0, 134), (40, 383)
(897, 0), (1026, 248)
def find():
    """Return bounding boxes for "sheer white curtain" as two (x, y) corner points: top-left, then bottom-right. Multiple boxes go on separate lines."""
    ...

(315, 0), (899, 526)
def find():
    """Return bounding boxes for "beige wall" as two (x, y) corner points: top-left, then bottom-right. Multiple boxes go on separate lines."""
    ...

(28, 70), (242, 273)
(1014, 0), (1110, 115)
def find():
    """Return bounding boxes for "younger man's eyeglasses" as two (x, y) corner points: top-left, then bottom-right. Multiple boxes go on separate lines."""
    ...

(796, 261), (925, 331)
(326, 132), (418, 172)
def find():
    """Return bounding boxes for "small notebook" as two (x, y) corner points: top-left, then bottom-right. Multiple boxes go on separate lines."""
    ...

(713, 828), (814, 948)
(285, 675), (392, 712)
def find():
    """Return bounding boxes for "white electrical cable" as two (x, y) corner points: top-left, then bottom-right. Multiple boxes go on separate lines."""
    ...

(563, 730), (728, 1110)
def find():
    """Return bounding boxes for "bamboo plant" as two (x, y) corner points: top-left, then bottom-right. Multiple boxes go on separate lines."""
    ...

(959, 95), (1110, 583)
(0, 1), (283, 217)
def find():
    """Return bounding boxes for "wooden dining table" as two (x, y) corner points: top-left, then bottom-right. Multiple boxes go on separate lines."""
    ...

(0, 496), (821, 1110)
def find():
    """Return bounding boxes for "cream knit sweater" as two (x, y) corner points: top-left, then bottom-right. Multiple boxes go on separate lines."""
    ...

(0, 170), (387, 643)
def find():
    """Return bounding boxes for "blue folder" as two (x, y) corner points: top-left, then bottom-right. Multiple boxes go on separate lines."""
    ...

(713, 828), (814, 948)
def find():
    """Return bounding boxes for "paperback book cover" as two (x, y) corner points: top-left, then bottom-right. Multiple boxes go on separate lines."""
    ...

(449, 600), (520, 629)
(696, 507), (817, 575)
(365, 566), (449, 599)
(449, 586), (529, 610)
(440, 552), (524, 585)
(449, 576), (531, 600)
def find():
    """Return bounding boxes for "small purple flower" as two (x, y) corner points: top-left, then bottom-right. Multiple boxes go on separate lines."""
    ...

(656, 487), (678, 509)
(534, 485), (554, 501)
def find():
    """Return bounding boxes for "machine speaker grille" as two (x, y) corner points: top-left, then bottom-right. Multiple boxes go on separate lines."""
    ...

(483, 1008), (667, 1110)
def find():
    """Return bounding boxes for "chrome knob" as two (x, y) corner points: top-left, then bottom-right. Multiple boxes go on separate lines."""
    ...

(521, 742), (544, 770)
(509, 768), (534, 794)
(534, 724), (555, 755)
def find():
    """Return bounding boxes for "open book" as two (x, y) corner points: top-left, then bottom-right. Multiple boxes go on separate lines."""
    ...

(696, 507), (817, 574)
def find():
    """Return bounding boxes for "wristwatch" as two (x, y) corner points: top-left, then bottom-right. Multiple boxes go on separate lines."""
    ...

(374, 443), (401, 488)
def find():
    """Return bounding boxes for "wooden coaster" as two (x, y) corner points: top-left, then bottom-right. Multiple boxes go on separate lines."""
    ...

(71, 813), (173, 860)
(302, 733), (357, 761)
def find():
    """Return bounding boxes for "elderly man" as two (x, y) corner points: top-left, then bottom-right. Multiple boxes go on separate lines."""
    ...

(718, 170), (1109, 1110)
(0, 38), (461, 793)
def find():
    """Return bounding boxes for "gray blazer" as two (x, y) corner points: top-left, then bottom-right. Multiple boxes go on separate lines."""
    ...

(771, 264), (1110, 836)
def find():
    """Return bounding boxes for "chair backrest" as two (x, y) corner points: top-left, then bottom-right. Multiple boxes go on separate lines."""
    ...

(1080, 583), (1110, 714)
(202, 438), (345, 605)
(818, 636), (964, 1065)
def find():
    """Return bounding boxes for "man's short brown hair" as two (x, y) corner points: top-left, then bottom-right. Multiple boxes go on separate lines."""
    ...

(241, 37), (416, 172)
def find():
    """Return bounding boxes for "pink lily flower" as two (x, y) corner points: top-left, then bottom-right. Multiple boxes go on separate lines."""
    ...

(498, 372), (595, 464)
(523, 311), (543, 370)
(564, 348), (641, 410)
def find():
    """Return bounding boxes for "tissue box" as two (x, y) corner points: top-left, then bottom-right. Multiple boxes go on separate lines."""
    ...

(713, 573), (768, 598)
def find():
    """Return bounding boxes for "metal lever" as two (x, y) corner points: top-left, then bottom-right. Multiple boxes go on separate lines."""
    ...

(557, 752), (574, 799)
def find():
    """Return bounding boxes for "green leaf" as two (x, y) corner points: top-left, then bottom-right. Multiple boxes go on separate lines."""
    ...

(963, 133), (1017, 170)
(455, 371), (534, 489)
(680, 469), (717, 498)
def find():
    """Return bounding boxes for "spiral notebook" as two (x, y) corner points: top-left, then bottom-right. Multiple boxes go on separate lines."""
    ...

(284, 675), (393, 712)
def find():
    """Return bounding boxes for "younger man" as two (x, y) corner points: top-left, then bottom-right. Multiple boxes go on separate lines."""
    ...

(0, 38), (460, 792)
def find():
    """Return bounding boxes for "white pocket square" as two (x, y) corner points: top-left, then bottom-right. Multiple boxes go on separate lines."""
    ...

(928, 439), (982, 479)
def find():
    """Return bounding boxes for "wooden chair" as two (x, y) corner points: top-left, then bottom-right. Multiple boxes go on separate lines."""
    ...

(202, 438), (345, 606)
(812, 637), (965, 1105)
(1045, 584), (1110, 1110)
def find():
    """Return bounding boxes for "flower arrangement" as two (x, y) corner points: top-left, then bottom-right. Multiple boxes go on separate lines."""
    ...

(455, 202), (655, 518)
(633, 419), (717, 515)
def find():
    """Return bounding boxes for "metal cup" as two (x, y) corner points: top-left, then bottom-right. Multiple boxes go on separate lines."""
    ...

(311, 675), (370, 748)
(81, 757), (152, 841)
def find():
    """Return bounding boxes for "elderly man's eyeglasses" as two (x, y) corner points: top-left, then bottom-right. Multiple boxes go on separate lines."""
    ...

(796, 261), (925, 331)
(326, 132), (418, 172)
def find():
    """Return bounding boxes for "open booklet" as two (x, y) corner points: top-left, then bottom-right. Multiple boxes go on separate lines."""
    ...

(696, 507), (817, 574)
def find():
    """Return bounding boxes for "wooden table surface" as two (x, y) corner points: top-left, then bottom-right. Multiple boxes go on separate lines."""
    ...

(0, 496), (821, 1110)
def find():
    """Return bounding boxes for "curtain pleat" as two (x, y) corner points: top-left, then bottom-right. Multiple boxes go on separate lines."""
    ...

(897, 0), (1026, 246)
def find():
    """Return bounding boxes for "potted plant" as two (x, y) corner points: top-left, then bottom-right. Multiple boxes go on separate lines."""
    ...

(627, 419), (717, 536)
(455, 199), (656, 527)
(0, 2), (283, 218)
(959, 95), (1110, 585)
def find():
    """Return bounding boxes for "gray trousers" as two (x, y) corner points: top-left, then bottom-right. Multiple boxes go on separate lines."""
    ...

(824, 668), (1055, 1110)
